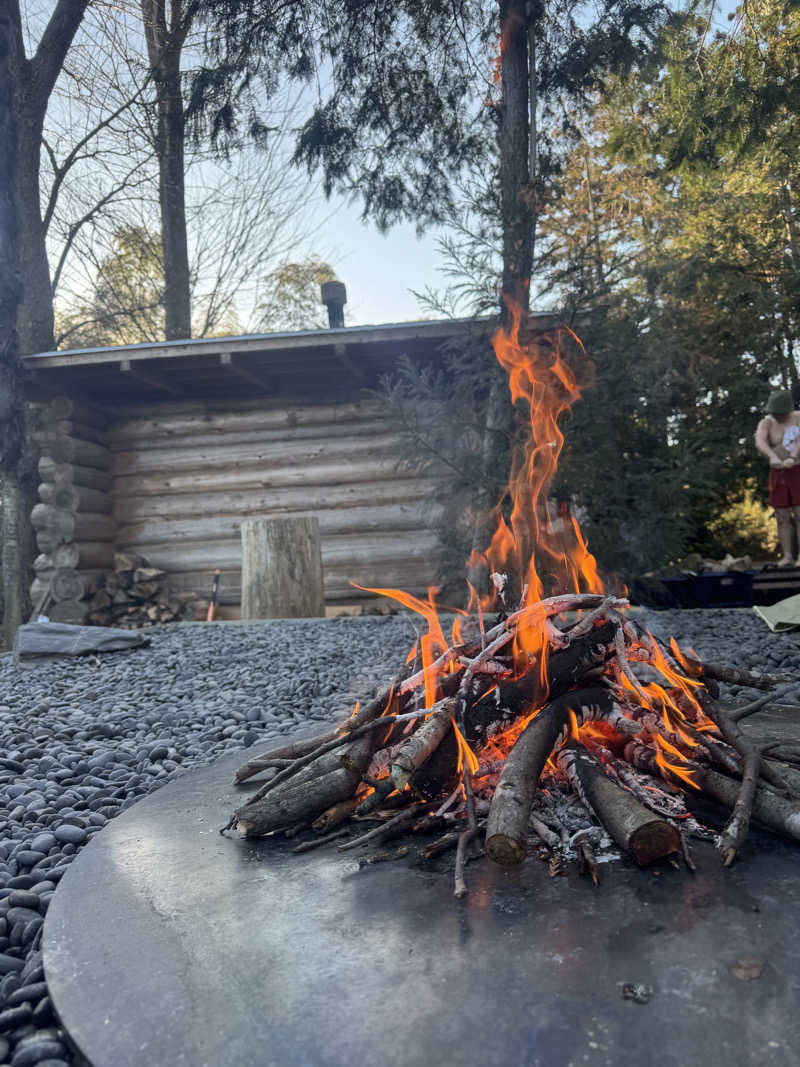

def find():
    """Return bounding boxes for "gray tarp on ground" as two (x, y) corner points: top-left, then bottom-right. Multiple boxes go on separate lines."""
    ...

(13, 622), (150, 666)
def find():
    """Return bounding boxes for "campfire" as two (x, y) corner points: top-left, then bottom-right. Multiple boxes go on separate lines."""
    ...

(223, 307), (800, 896)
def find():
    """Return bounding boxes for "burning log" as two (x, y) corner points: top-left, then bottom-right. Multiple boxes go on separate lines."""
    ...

(390, 697), (458, 791)
(558, 742), (680, 865)
(485, 687), (614, 866)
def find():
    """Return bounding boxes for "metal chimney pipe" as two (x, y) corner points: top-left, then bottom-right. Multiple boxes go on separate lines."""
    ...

(320, 281), (347, 329)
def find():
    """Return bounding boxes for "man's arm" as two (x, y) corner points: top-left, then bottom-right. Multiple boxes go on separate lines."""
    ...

(755, 418), (784, 466)
(788, 414), (800, 460)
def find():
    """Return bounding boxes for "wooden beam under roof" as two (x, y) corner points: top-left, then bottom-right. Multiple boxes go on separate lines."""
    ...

(333, 343), (365, 383)
(219, 352), (271, 391)
(120, 359), (183, 396)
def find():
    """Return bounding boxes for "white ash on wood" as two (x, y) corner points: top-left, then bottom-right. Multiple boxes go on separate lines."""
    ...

(223, 592), (800, 897)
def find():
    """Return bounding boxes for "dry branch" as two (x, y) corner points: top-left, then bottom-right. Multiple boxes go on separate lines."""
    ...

(700, 662), (793, 691)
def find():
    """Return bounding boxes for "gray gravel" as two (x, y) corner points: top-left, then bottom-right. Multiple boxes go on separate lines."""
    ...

(0, 608), (796, 1065)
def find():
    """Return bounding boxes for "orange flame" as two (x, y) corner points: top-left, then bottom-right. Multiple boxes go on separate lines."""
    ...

(352, 583), (448, 708)
(486, 301), (605, 684)
(453, 720), (479, 776)
(653, 734), (701, 790)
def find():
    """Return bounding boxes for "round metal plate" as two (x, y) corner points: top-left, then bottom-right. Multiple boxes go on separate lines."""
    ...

(44, 740), (800, 1067)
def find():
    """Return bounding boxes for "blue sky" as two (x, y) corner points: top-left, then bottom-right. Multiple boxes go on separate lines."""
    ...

(309, 206), (446, 327)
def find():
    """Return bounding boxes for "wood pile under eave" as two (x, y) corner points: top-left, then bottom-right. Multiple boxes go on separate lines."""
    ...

(86, 551), (191, 629)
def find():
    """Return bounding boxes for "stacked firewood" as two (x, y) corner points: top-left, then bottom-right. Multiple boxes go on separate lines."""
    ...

(85, 552), (190, 629)
(224, 592), (800, 896)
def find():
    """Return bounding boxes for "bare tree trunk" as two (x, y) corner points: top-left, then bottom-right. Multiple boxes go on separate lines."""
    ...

(470, 2), (533, 568)
(498, 0), (531, 311)
(142, 0), (192, 340)
(15, 111), (53, 356)
(156, 61), (191, 339)
(0, 1), (27, 646)
(7, 0), (89, 355)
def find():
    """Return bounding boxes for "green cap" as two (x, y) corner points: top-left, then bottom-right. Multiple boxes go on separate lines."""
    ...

(767, 390), (794, 415)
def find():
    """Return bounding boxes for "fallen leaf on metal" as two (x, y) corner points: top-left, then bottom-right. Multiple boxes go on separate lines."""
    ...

(729, 958), (763, 981)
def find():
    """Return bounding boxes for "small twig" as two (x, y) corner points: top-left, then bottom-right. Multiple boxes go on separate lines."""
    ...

(727, 692), (777, 723)
(337, 803), (431, 852)
(292, 829), (350, 853)
(707, 700), (763, 865)
(700, 662), (793, 692)
(245, 710), (432, 805)
(360, 845), (410, 866)
(453, 828), (476, 898)
(234, 730), (339, 783)
(567, 595), (616, 641)
(529, 813), (561, 850)
(611, 616), (650, 705)
(576, 839), (600, 885)
(679, 830), (697, 873)
(679, 720), (741, 775)
(424, 831), (460, 859)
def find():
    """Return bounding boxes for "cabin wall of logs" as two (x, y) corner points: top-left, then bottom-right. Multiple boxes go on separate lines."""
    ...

(30, 396), (115, 625)
(27, 393), (444, 624)
(109, 396), (442, 616)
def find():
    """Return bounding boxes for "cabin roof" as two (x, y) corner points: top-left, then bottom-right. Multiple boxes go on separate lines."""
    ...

(22, 314), (557, 408)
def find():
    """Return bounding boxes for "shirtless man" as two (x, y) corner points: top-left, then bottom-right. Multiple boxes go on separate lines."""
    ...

(755, 390), (800, 566)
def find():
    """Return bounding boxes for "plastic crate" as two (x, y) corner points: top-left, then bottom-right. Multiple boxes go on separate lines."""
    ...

(661, 575), (698, 609)
(693, 571), (754, 608)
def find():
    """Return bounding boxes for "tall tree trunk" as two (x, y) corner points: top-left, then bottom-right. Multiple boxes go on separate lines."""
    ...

(470, 1), (533, 573)
(156, 61), (191, 339)
(15, 108), (53, 355)
(0, 1), (27, 646)
(498, 0), (531, 313)
(142, 0), (192, 340)
(7, 0), (89, 355)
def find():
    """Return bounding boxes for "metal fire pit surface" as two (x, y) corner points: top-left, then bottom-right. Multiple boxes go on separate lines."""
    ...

(44, 739), (800, 1067)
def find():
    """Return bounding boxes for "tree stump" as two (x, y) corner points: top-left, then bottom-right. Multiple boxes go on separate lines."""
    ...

(240, 516), (325, 619)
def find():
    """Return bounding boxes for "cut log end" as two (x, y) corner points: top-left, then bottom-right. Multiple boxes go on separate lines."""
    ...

(484, 833), (527, 867)
(628, 821), (681, 866)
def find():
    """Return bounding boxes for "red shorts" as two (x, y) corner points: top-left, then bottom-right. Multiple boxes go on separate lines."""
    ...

(769, 466), (800, 508)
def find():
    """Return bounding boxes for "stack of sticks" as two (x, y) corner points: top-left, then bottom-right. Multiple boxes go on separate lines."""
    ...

(85, 551), (190, 628)
(224, 592), (800, 896)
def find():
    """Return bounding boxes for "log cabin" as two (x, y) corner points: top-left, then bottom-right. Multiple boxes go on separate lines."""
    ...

(22, 291), (554, 623)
